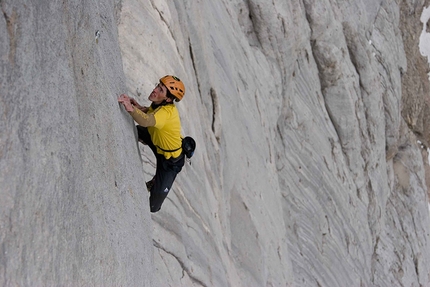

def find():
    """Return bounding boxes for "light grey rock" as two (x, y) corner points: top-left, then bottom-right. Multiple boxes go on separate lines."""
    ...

(119, 0), (430, 286)
(1, 0), (430, 286)
(1, 0), (152, 286)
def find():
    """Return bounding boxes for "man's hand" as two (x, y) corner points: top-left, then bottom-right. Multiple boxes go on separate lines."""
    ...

(130, 98), (140, 107)
(118, 94), (134, 112)
(130, 98), (148, 113)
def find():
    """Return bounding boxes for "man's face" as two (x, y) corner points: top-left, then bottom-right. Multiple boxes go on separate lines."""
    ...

(149, 83), (171, 104)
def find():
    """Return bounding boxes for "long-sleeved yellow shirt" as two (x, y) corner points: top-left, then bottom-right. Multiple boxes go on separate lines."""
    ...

(129, 104), (182, 159)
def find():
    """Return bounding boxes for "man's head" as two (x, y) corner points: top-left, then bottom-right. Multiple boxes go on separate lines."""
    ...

(148, 75), (185, 105)
(159, 75), (185, 102)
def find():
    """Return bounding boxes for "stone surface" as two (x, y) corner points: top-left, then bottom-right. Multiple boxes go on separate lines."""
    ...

(119, 0), (430, 286)
(1, 0), (152, 286)
(1, 0), (430, 286)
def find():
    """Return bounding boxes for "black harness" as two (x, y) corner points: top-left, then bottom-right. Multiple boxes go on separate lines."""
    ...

(156, 145), (182, 153)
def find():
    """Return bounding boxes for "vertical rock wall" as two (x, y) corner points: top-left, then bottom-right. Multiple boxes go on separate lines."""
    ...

(119, 0), (430, 286)
(1, 0), (430, 286)
(1, 0), (152, 285)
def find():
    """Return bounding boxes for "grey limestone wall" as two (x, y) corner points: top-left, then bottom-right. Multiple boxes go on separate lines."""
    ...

(1, 0), (152, 285)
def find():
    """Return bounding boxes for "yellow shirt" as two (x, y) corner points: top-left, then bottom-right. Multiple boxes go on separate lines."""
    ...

(148, 104), (183, 159)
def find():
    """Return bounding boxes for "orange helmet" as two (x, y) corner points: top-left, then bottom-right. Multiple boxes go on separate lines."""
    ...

(160, 75), (185, 101)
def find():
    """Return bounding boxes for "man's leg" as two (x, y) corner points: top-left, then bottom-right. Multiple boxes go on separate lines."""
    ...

(136, 125), (158, 155)
(136, 125), (185, 212)
(149, 156), (184, 213)
(136, 125), (158, 192)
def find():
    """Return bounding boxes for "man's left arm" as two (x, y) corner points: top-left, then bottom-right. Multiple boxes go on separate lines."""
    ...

(119, 94), (155, 127)
(129, 108), (156, 127)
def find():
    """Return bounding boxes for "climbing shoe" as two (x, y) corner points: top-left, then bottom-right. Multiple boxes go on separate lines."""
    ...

(146, 179), (154, 192)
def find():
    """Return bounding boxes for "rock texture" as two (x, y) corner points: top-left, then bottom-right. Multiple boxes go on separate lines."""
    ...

(119, 0), (430, 286)
(1, 0), (430, 286)
(1, 0), (152, 286)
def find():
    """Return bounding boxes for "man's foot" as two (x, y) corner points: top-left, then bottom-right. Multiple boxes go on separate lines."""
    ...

(146, 179), (154, 192)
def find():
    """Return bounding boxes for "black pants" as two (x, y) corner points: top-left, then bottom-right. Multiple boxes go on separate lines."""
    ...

(136, 125), (185, 213)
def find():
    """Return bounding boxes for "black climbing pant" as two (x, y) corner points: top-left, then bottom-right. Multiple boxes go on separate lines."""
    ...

(136, 125), (185, 213)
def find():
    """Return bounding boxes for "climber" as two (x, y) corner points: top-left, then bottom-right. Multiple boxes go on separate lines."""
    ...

(118, 75), (186, 213)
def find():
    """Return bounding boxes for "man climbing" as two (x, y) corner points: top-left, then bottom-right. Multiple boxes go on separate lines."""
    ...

(118, 75), (186, 213)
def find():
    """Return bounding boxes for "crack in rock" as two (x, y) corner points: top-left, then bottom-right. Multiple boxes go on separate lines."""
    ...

(153, 240), (207, 287)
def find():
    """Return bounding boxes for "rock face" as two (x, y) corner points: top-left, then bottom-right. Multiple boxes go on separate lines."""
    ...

(1, 0), (430, 286)
(1, 0), (153, 285)
(119, 0), (430, 286)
